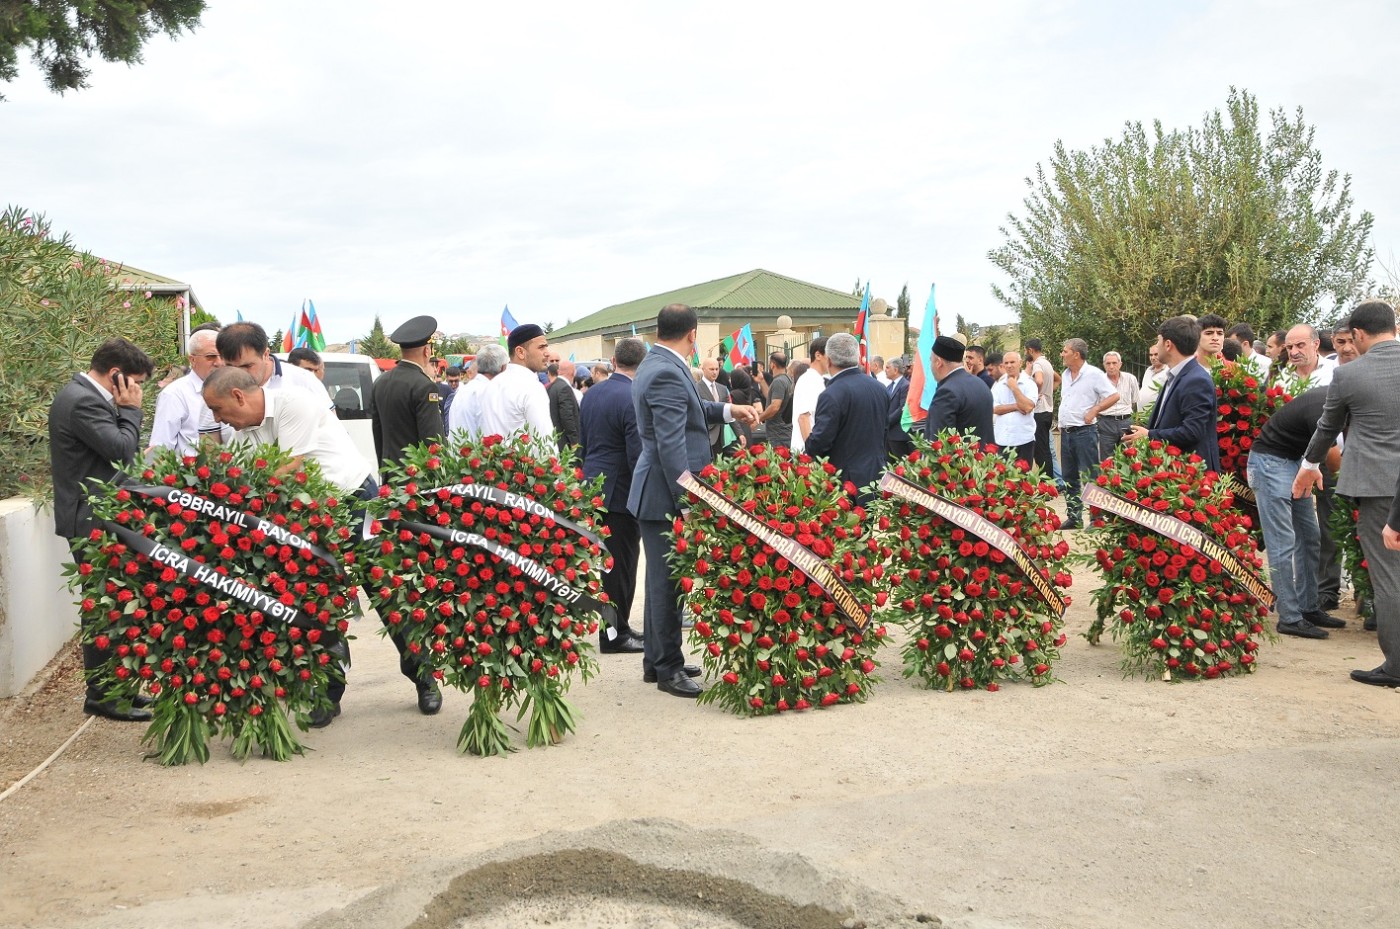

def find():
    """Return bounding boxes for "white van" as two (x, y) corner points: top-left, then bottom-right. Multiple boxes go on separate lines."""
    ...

(277, 352), (381, 477)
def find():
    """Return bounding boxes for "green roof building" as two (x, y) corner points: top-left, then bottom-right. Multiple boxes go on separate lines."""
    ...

(546, 269), (869, 364)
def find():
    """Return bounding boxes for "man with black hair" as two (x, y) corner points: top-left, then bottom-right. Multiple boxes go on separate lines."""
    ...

(50, 337), (157, 722)
(965, 345), (995, 388)
(1124, 316), (1219, 472)
(1024, 338), (1057, 474)
(790, 337), (828, 455)
(480, 323), (554, 439)
(758, 353), (792, 449)
(287, 346), (324, 380)
(1227, 323), (1269, 377)
(1294, 302), (1400, 686)
(1196, 313), (1228, 367)
(216, 322), (326, 402)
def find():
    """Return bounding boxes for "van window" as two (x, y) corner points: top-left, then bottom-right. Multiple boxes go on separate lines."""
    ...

(324, 361), (375, 420)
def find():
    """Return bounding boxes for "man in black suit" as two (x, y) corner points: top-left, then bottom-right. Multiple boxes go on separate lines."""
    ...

(628, 304), (759, 697)
(1123, 316), (1220, 473)
(885, 356), (913, 460)
(49, 338), (157, 722)
(579, 337), (647, 655)
(924, 336), (994, 447)
(806, 333), (892, 502)
(546, 360), (581, 452)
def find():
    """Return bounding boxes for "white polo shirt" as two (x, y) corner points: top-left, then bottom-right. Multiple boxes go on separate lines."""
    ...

(789, 367), (826, 454)
(233, 388), (372, 493)
(447, 373), (491, 439)
(992, 372), (1038, 447)
(150, 371), (226, 456)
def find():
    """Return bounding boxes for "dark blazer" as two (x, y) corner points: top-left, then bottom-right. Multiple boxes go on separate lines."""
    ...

(924, 367), (994, 447)
(579, 372), (640, 512)
(48, 374), (143, 539)
(1146, 357), (1220, 472)
(805, 367), (892, 494)
(886, 376), (910, 442)
(546, 377), (581, 450)
(628, 346), (726, 521)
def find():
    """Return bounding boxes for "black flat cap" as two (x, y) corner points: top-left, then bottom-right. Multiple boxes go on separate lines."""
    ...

(390, 315), (438, 349)
(932, 335), (965, 362)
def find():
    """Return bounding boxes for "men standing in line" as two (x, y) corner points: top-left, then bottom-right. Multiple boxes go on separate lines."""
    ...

(805, 333), (890, 501)
(149, 328), (225, 457)
(368, 315), (445, 475)
(1293, 302), (1400, 687)
(1140, 342), (1169, 409)
(790, 337), (828, 455)
(479, 323), (554, 440)
(885, 356), (913, 460)
(50, 338), (157, 722)
(1248, 386), (1344, 639)
(698, 358), (730, 456)
(1098, 351), (1140, 461)
(1057, 338), (1120, 530)
(758, 353), (793, 449)
(629, 304), (758, 698)
(1024, 339), (1057, 475)
(579, 337), (647, 655)
(216, 323), (327, 402)
(447, 344), (506, 440)
(924, 336), (994, 447)
(546, 359), (582, 452)
(991, 350), (1037, 466)
(1124, 316), (1220, 472)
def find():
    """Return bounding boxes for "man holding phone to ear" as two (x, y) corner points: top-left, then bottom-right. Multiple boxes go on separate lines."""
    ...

(49, 337), (157, 722)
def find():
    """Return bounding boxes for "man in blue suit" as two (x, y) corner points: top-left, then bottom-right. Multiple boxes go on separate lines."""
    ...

(579, 337), (647, 655)
(628, 304), (759, 697)
(1124, 315), (1220, 472)
(885, 356), (914, 460)
(806, 333), (892, 502)
(924, 336), (995, 448)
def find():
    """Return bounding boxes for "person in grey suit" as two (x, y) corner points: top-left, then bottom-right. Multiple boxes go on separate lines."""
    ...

(48, 337), (156, 721)
(698, 357), (730, 456)
(1293, 301), (1400, 687)
(628, 304), (758, 697)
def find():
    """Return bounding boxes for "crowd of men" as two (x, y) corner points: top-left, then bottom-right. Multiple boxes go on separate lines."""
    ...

(49, 301), (1400, 725)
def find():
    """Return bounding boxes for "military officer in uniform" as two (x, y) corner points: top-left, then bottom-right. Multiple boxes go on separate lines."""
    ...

(367, 314), (445, 715)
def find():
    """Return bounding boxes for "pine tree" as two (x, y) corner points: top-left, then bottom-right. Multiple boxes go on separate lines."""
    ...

(359, 314), (400, 359)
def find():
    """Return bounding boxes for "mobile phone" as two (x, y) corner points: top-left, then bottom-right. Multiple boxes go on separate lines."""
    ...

(114, 371), (127, 390)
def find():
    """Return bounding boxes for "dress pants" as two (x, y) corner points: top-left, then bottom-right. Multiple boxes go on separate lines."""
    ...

(1316, 469), (1342, 606)
(1355, 499), (1400, 675)
(639, 517), (685, 680)
(70, 539), (109, 701)
(1033, 411), (1054, 472)
(1097, 414), (1132, 461)
(600, 508), (640, 640)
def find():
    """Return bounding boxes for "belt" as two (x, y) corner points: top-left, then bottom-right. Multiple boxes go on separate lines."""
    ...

(1100, 413), (1131, 420)
(1063, 424), (1094, 432)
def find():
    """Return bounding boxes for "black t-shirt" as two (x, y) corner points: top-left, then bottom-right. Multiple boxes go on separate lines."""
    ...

(1252, 387), (1330, 460)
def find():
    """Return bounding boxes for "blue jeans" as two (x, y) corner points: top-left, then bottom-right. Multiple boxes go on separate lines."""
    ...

(1246, 451), (1319, 625)
(1060, 425), (1098, 526)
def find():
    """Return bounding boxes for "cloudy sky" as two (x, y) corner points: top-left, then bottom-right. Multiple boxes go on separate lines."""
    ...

(6, 0), (1396, 344)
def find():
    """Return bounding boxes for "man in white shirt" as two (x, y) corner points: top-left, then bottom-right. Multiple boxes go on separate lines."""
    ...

(215, 322), (328, 404)
(991, 351), (1037, 465)
(790, 337), (829, 455)
(1098, 351), (1140, 460)
(1024, 338), (1058, 477)
(872, 355), (891, 390)
(1227, 323), (1271, 379)
(447, 343), (507, 439)
(1140, 342), (1170, 409)
(478, 323), (555, 441)
(1058, 339), (1120, 529)
(149, 328), (227, 457)
(1284, 323), (1337, 389)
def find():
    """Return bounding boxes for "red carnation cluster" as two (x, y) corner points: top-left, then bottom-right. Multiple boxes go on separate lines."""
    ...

(69, 447), (360, 764)
(1213, 360), (1292, 512)
(1084, 440), (1272, 680)
(360, 433), (609, 755)
(670, 445), (889, 715)
(876, 431), (1072, 691)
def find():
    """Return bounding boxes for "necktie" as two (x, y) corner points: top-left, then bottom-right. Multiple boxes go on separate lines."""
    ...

(708, 381), (718, 401)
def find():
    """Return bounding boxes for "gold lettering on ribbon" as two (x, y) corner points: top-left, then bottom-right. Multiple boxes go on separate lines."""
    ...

(1081, 484), (1275, 608)
(676, 470), (871, 630)
(878, 472), (1066, 618)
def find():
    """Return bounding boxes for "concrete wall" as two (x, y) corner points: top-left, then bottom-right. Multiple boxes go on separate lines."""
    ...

(0, 497), (77, 697)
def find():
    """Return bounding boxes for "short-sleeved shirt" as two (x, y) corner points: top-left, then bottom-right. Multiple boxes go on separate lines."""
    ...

(234, 388), (372, 493)
(765, 373), (793, 447)
(1030, 355), (1055, 414)
(1103, 371), (1140, 415)
(1140, 365), (1170, 408)
(447, 373), (491, 439)
(789, 368), (825, 454)
(1058, 363), (1117, 428)
(992, 372), (1038, 447)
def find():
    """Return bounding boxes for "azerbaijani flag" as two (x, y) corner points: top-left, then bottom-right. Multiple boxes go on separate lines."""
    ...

(718, 324), (757, 371)
(297, 299), (326, 351)
(499, 305), (518, 346)
(281, 310), (297, 353)
(853, 282), (870, 372)
(907, 283), (939, 426)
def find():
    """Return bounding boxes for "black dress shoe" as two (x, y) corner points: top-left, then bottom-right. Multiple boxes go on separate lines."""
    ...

(1317, 598), (1340, 612)
(1303, 610), (1346, 629)
(1364, 616), (1378, 632)
(1350, 667), (1400, 688)
(309, 702), (341, 728)
(1278, 619), (1328, 639)
(657, 671), (703, 697)
(132, 693), (154, 709)
(83, 697), (153, 722)
(416, 679), (443, 715)
(643, 664), (700, 683)
(599, 633), (646, 654)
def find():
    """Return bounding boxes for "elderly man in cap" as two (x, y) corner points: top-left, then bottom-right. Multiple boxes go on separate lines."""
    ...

(924, 335), (994, 448)
(479, 323), (554, 440)
(369, 315), (446, 475)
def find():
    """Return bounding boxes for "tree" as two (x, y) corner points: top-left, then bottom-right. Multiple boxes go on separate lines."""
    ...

(895, 283), (910, 319)
(268, 329), (282, 352)
(544, 320), (555, 334)
(1, 1), (206, 100)
(359, 314), (399, 360)
(989, 88), (1374, 359)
